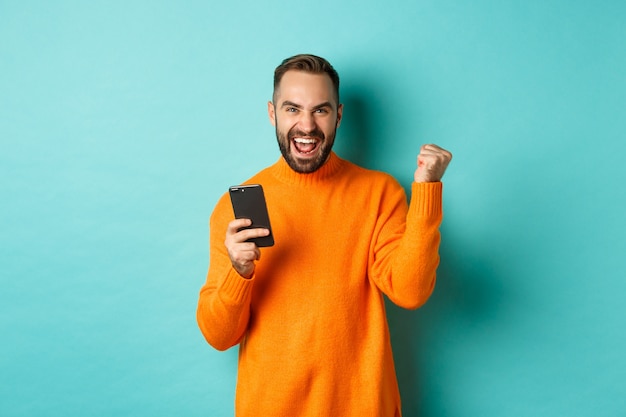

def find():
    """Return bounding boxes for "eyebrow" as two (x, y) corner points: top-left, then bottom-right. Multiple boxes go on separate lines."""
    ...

(280, 100), (334, 110)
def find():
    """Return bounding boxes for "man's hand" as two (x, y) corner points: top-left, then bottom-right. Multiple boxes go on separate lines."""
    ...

(225, 218), (270, 279)
(414, 144), (453, 183)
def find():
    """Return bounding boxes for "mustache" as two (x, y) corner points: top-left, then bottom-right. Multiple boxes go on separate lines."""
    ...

(288, 127), (325, 140)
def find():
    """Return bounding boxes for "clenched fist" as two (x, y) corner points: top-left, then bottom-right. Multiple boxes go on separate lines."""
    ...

(414, 144), (452, 183)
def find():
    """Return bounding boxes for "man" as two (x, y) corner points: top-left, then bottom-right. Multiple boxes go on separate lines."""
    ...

(197, 54), (452, 417)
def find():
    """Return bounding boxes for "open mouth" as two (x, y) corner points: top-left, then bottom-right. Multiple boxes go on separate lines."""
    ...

(292, 137), (321, 156)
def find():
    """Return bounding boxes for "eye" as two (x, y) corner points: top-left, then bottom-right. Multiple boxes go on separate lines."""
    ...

(314, 108), (329, 114)
(286, 107), (298, 113)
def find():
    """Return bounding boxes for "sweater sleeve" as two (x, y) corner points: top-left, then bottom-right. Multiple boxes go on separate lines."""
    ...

(369, 181), (443, 310)
(196, 194), (254, 351)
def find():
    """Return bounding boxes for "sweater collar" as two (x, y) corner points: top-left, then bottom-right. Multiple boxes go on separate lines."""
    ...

(271, 152), (344, 186)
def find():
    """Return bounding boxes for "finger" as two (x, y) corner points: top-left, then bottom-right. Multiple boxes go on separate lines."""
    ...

(235, 227), (270, 243)
(421, 143), (447, 152)
(231, 243), (261, 262)
(420, 143), (451, 154)
(227, 218), (252, 235)
(417, 152), (441, 167)
(428, 145), (453, 160)
(418, 149), (452, 167)
(228, 242), (260, 265)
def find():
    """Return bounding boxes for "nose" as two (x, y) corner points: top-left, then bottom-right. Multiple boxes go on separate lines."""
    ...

(298, 112), (316, 133)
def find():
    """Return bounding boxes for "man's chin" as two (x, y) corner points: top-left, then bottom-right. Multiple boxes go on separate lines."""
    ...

(287, 159), (320, 174)
(286, 153), (327, 174)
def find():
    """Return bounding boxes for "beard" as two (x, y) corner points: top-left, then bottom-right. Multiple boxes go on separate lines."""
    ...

(276, 124), (336, 174)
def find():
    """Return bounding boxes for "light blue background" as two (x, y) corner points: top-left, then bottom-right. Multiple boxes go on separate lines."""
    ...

(1, 1), (625, 416)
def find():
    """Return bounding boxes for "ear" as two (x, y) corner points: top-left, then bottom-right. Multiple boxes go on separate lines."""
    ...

(268, 101), (276, 126)
(335, 103), (344, 129)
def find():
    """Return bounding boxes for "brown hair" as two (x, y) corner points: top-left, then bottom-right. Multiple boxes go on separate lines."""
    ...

(273, 54), (340, 103)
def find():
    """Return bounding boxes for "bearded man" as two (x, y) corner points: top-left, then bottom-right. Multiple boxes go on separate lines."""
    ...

(197, 54), (452, 417)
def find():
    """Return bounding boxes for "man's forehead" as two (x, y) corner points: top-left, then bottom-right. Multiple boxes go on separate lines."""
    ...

(281, 69), (331, 82)
(275, 71), (337, 104)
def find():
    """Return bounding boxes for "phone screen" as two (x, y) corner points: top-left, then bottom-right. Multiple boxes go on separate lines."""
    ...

(229, 184), (274, 247)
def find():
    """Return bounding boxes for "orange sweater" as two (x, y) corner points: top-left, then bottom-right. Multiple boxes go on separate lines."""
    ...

(197, 152), (442, 417)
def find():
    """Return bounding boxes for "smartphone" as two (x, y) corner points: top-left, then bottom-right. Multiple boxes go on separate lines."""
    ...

(229, 184), (274, 247)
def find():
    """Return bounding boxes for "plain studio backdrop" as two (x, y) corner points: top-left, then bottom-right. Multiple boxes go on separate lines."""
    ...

(1, 1), (625, 416)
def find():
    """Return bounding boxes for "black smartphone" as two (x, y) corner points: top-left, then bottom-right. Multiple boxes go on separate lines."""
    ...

(228, 184), (274, 247)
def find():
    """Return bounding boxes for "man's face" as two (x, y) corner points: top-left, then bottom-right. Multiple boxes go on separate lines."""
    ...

(268, 71), (343, 173)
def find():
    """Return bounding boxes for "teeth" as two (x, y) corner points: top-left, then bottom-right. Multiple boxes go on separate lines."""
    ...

(294, 138), (317, 144)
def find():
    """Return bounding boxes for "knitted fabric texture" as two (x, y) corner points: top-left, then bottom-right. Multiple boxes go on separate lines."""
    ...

(197, 152), (443, 417)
